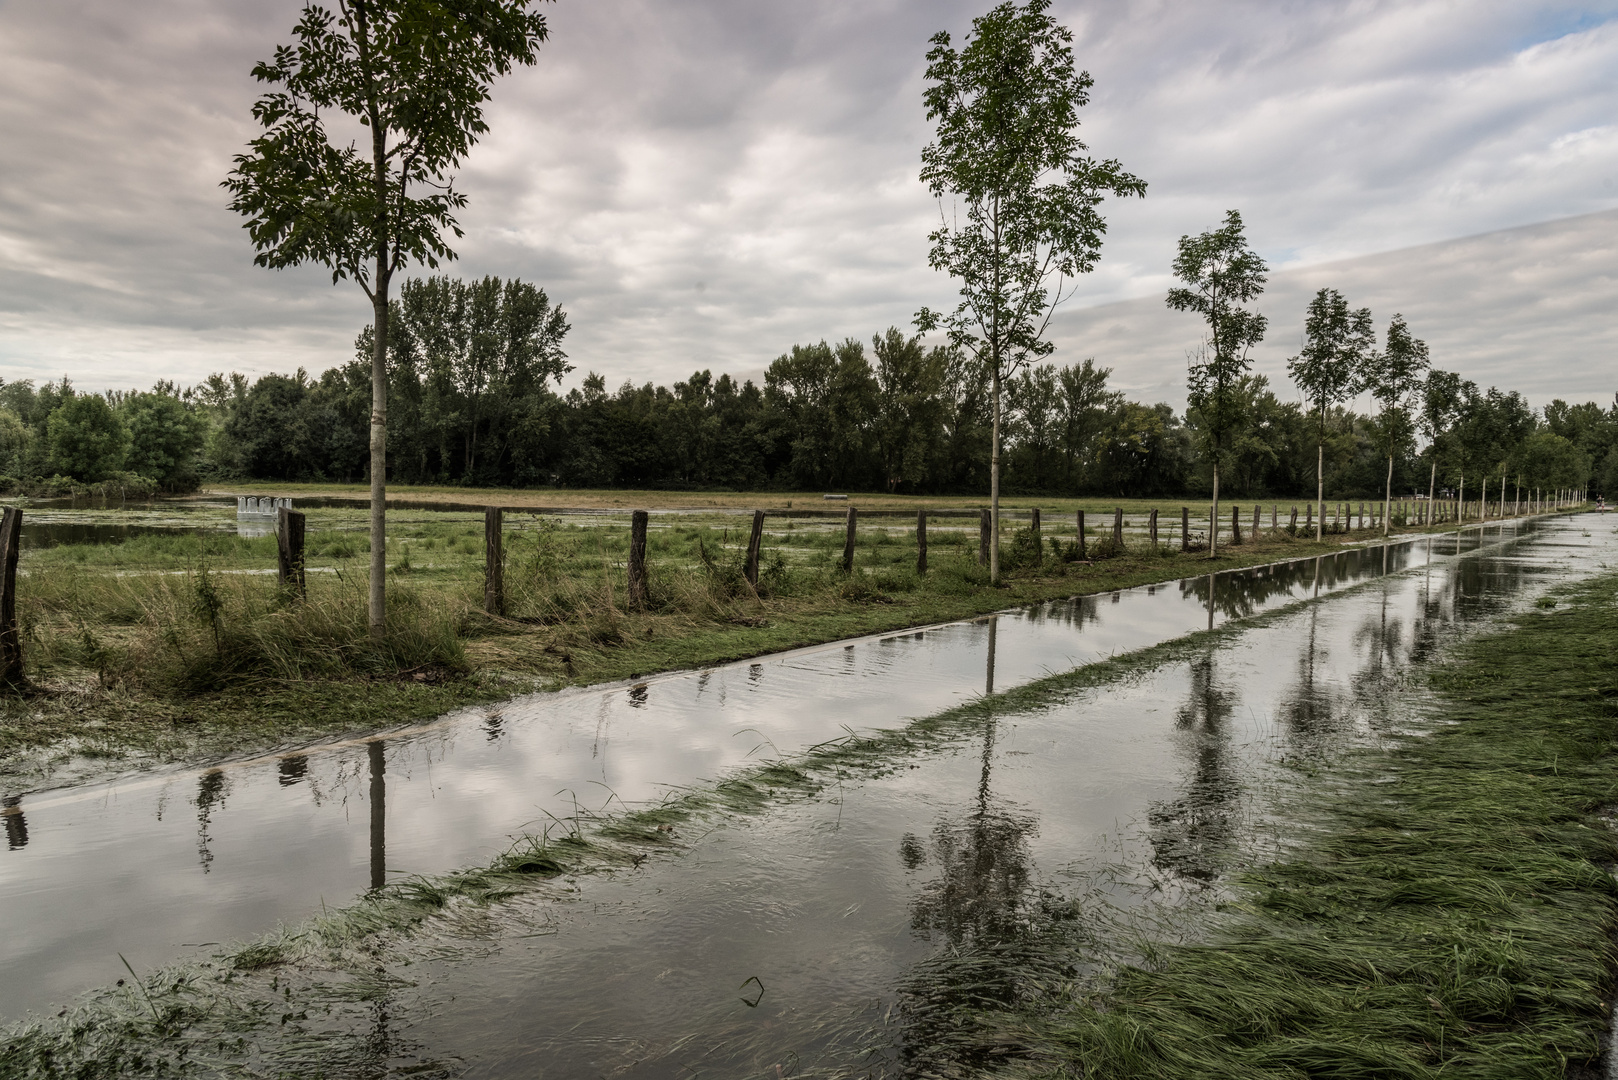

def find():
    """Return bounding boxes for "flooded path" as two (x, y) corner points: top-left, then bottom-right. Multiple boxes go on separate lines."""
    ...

(1, 517), (1609, 1032)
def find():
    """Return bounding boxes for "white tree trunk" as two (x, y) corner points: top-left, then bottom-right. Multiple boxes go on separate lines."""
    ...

(990, 365), (1001, 584)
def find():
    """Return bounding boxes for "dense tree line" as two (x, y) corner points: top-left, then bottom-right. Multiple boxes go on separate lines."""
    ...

(1, 273), (1612, 500)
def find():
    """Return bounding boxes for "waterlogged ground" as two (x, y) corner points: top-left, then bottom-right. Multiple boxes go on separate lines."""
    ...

(3, 514), (1613, 1075)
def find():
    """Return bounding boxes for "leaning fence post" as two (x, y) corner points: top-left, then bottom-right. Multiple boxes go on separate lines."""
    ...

(1180, 507), (1189, 552)
(1305, 503), (1313, 535)
(978, 508), (991, 566)
(843, 506), (858, 573)
(1231, 505), (1242, 545)
(627, 510), (649, 610)
(1252, 504), (1261, 538)
(744, 509), (766, 587)
(483, 507), (504, 616)
(1029, 507), (1042, 567)
(916, 510), (928, 575)
(0, 508), (21, 685)
(1076, 509), (1087, 559)
(1112, 507), (1124, 550)
(1149, 508), (1158, 548)
(277, 506), (307, 599)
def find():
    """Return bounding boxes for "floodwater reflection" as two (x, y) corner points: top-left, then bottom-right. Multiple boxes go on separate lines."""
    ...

(0, 517), (1606, 1025)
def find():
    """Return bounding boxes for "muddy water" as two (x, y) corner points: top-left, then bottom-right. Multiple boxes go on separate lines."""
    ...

(0, 518), (1605, 1029)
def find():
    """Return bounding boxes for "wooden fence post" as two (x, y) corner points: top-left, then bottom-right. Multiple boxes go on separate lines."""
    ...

(1149, 508), (1158, 548)
(1076, 509), (1087, 559)
(1305, 503), (1313, 535)
(1231, 505), (1242, 545)
(843, 506), (858, 573)
(1029, 507), (1042, 566)
(744, 509), (766, 587)
(1252, 504), (1261, 537)
(627, 510), (649, 610)
(1289, 506), (1298, 533)
(277, 506), (307, 599)
(978, 508), (991, 566)
(483, 507), (504, 616)
(0, 507), (21, 685)
(915, 510), (928, 575)
(1112, 507), (1124, 550)
(1180, 507), (1189, 552)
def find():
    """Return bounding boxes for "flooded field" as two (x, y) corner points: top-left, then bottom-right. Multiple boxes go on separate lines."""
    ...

(3, 513), (1607, 1067)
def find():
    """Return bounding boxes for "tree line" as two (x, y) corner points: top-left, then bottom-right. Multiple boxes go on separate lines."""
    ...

(0, 273), (1611, 500)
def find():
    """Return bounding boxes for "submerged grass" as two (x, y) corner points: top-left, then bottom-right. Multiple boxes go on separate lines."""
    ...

(920, 570), (1618, 1079)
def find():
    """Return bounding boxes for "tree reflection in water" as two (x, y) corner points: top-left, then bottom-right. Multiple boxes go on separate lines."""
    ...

(1146, 652), (1241, 884)
(896, 616), (1082, 1076)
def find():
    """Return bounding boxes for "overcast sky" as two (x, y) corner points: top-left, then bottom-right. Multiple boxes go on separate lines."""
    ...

(0, 0), (1614, 410)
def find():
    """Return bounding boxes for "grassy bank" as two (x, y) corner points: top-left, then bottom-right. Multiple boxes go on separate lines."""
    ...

(922, 569), (1618, 1078)
(0, 501), (1572, 790)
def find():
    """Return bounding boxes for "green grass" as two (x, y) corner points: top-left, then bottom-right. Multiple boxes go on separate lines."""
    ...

(907, 571), (1618, 1078)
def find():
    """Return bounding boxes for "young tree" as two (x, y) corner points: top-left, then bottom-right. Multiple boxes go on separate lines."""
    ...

(915, 0), (1145, 581)
(224, 0), (551, 636)
(1167, 210), (1267, 555)
(1365, 314), (1429, 535)
(1286, 288), (1373, 540)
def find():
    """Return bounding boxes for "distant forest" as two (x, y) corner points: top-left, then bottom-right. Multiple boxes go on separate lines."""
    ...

(1, 275), (1613, 500)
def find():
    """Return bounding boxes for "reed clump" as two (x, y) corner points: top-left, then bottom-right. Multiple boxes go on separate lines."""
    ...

(21, 564), (468, 692)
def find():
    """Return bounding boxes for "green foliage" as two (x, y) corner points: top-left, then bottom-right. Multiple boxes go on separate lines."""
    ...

(1169, 210), (1268, 478)
(223, 0), (551, 290)
(916, 0), (1145, 381)
(122, 390), (208, 489)
(1286, 287), (1374, 438)
(46, 393), (129, 481)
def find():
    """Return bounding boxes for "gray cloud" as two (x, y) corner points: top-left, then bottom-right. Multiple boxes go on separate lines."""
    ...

(0, 0), (1614, 405)
(1053, 208), (1618, 411)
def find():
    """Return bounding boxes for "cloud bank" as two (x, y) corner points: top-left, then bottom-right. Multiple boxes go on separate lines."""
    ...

(0, 0), (1613, 406)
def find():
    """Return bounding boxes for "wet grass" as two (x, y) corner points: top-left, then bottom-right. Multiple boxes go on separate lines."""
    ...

(0, 501), (1475, 789)
(918, 569), (1618, 1078)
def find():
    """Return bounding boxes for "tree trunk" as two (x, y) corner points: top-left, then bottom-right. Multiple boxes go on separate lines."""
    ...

(989, 366), (1001, 584)
(1315, 442), (1324, 542)
(1209, 462), (1220, 557)
(1383, 454), (1393, 537)
(369, 287), (389, 638)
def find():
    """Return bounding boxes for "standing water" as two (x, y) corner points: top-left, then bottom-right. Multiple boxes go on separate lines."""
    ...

(1, 518), (1610, 1068)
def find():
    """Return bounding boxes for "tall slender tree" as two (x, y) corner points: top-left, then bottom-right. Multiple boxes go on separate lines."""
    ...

(1286, 288), (1374, 540)
(1167, 210), (1267, 556)
(1365, 314), (1429, 535)
(915, 0), (1144, 582)
(224, 0), (551, 636)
